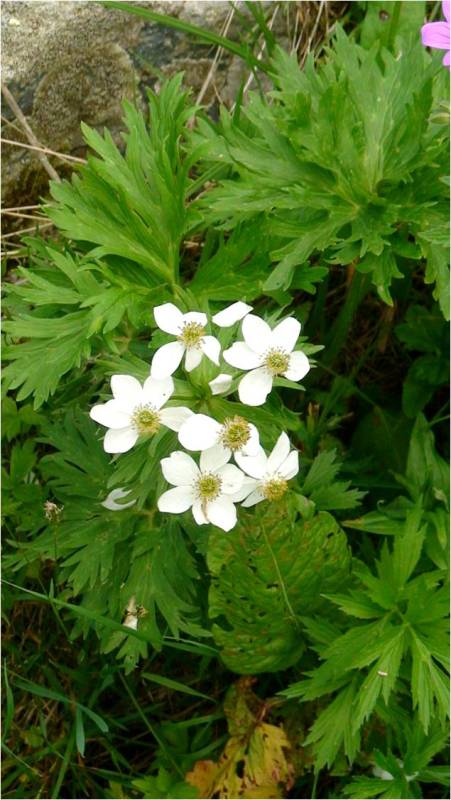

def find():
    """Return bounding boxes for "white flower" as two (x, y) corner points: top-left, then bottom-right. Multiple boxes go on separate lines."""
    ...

(223, 314), (310, 406)
(212, 301), (253, 327)
(101, 487), (136, 511)
(178, 413), (261, 461)
(235, 432), (299, 506)
(209, 373), (233, 395)
(157, 445), (245, 532)
(90, 374), (192, 454)
(151, 303), (221, 379)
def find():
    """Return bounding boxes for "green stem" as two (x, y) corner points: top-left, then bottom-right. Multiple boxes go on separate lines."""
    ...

(322, 270), (372, 367)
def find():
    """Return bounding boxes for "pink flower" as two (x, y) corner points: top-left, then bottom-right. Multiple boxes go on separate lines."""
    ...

(421, 0), (450, 68)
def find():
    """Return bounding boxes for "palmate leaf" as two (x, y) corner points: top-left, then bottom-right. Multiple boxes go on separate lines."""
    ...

(195, 30), (448, 308)
(207, 503), (351, 673)
(282, 507), (449, 768)
(2, 242), (160, 408)
(47, 75), (199, 283)
(300, 449), (365, 512)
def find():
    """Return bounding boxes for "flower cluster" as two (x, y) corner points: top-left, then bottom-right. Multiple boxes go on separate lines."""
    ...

(91, 301), (310, 531)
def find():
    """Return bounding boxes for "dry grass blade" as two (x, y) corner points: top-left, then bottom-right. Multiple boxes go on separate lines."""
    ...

(1, 82), (61, 182)
(1, 137), (86, 165)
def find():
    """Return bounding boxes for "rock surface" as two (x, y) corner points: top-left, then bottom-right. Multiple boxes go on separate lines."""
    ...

(2, 0), (273, 208)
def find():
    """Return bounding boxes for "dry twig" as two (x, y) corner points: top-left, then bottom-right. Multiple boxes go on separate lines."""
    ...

(1, 137), (86, 165)
(1, 82), (61, 182)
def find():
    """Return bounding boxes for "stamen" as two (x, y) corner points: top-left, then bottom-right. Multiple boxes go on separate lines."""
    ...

(220, 416), (251, 452)
(262, 475), (288, 501)
(264, 347), (290, 376)
(196, 472), (222, 501)
(131, 404), (161, 435)
(178, 321), (205, 349)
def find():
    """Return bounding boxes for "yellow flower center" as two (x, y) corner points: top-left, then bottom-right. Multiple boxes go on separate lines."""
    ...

(131, 405), (161, 435)
(262, 476), (288, 501)
(178, 321), (205, 349)
(220, 416), (251, 452)
(196, 472), (222, 501)
(264, 347), (290, 376)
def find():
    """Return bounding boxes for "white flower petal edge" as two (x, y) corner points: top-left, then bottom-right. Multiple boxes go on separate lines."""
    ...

(178, 414), (222, 452)
(161, 451), (200, 485)
(90, 373), (189, 454)
(212, 301), (253, 327)
(101, 488), (136, 511)
(209, 373), (233, 395)
(104, 427), (139, 454)
(153, 303), (184, 335)
(238, 367), (273, 406)
(157, 444), (245, 532)
(236, 433), (300, 507)
(151, 341), (185, 379)
(151, 303), (221, 378)
(284, 351), (310, 382)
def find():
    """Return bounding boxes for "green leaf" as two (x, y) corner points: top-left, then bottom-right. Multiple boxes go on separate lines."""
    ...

(421, 242), (450, 321)
(302, 450), (365, 511)
(47, 77), (199, 283)
(208, 506), (351, 673)
(405, 414), (449, 500)
(303, 679), (361, 768)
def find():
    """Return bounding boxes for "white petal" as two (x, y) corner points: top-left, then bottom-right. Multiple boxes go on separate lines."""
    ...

(104, 426), (139, 454)
(157, 485), (194, 513)
(212, 301), (253, 327)
(200, 444), (231, 473)
(185, 347), (203, 372)
(159, 406), (193, 432)
(192, 500), (209, 525)
(154, 302), (184, 334)
(177, 414), (221, 451)
(242, 423), (261, 456)
(182, 311), (208, 327)
(267, 432), (291, 473)
(151, 341), (185, 379)
(270, 317), (301, 353)
(284, 351), (310, 382)
(201, 335), (221, 366)
(90, 400), (131, 429)
(101, 488), (136, 511)
(209, 373), (233, 395)
(242, 487), (266, 507)
(206, 496), (237, 532)
(229, 476), (259, 502)
(217, 464), (244, 494)
(111, 375), (143, 409)
(184, 348), (203, 373)
(223, 342), (262, 370)
(161, 451), (199, 486)
(242, 314), (272, 354)
(238, 367), (273, 407)
(279, 450), (299, 480)
(142, 375), (174, 409)
(235, 447), (268, 479)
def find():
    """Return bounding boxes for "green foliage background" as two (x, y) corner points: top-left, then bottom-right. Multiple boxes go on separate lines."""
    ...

(2, 2), (449, 798)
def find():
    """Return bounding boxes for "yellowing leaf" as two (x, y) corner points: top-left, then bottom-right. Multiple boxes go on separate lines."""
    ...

(186, 678), (294, 799)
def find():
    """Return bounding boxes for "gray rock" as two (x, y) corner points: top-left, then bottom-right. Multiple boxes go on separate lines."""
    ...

(2, 0), (263, 207)
(5, 1), (333, 211)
